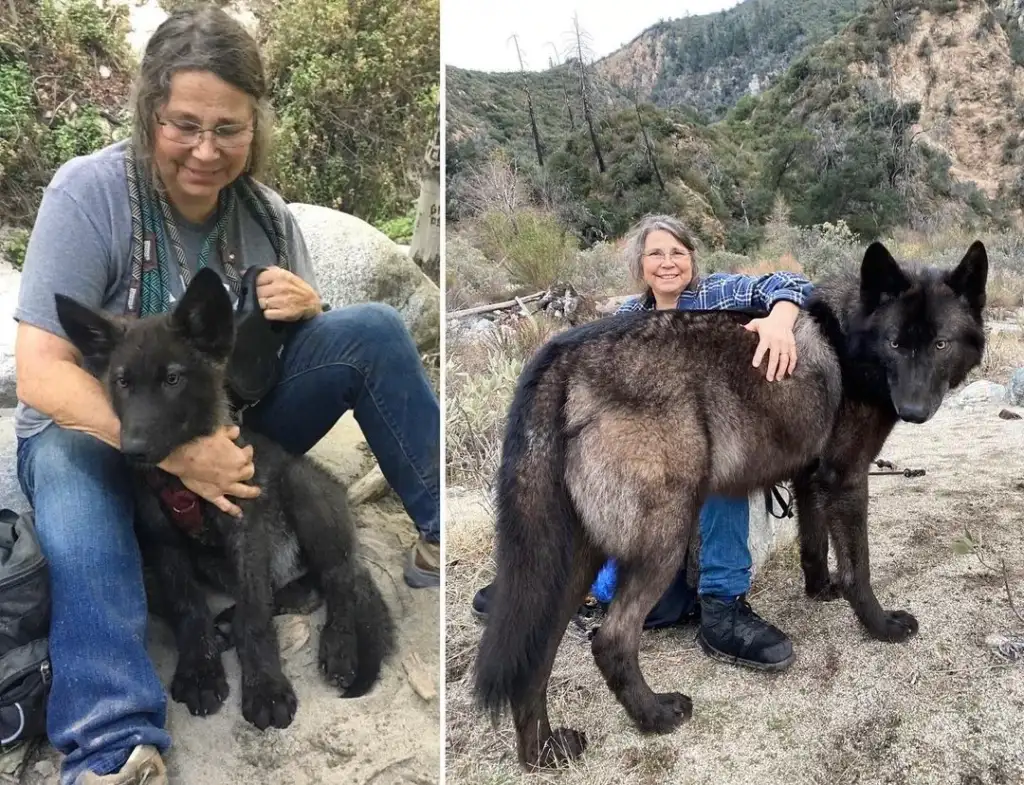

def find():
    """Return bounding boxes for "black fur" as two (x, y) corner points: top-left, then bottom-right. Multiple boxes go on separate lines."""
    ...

(54, 268), (395, 730)
(474, 241), (988, 768)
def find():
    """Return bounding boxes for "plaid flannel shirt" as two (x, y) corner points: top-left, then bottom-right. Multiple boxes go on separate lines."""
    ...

(615, 270), (814, 315)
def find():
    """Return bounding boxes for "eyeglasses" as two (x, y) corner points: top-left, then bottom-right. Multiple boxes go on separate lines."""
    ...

(155, 114), (255, 149)
(644, 250), (690, 262)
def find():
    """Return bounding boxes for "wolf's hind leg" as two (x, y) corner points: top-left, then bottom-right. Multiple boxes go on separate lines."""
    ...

(792, 467), (840, 601)
(282, 461), (395, 697)
(512, 536), (604, 770)
(591, 496), (698, 734)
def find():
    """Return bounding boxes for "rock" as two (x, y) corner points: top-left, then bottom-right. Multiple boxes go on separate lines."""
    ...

(1009, 368), (1024, 406)
(287, 204), (439, 352)
(999, 408), (1022, 420)
(0, 411), (28, 512)
(99, 65), (111, 79)
(954, 380), (1007, 407)
(0, 266), (19, 409)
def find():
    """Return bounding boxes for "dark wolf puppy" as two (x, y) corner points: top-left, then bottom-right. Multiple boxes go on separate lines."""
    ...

(54, 268), (395, 731)
(475, 241), (987, 768)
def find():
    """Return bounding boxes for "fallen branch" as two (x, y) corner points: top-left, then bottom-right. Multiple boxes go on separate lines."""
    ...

(448, 292), (544, 319)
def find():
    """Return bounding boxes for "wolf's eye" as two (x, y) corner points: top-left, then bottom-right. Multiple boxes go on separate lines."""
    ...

(889, 340), (900, 349)
(935, 340), (948, 350)
(165, 372), (181, 386)
(114, 374), (129, 388)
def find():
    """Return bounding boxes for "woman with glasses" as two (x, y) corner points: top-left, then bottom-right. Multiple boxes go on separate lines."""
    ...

(473, 214), (812, 674)
(12, 7), (439, 784)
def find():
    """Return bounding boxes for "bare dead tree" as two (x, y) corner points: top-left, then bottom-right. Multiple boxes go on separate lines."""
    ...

(547, 42), (575, 132)
(569, 14), (605, 173)
(459, 152), (525, 233)
(510, 35), (544, 168)
(626, 66), (664, 192)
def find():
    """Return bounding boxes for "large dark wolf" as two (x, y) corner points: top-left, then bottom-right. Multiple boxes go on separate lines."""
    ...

(475, 241), (988, 768)
(54, 268), (395, 731)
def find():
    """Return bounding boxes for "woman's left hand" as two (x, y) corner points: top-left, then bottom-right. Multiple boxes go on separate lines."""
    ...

(743, 301), (799, 382)
(256, 266), (321, 321)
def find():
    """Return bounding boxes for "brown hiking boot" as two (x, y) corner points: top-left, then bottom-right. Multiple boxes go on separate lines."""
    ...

(403, 534), (440, 588)
(77, 745), (168, 785)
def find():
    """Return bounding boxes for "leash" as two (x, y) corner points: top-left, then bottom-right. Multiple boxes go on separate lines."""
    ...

(868, 459), (926, 478)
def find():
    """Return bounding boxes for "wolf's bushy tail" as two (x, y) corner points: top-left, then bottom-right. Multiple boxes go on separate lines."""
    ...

(474, 341), (580, 717)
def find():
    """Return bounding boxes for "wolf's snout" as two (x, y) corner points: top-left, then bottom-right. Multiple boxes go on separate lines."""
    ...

(120, 432), (152, 464)
(895, 402), (932, 424)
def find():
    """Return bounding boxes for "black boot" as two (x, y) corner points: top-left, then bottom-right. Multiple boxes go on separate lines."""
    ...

(698, 594), (794, 672)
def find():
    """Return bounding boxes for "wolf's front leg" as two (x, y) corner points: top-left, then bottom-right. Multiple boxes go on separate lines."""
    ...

(826, 471), (918, 642)
(134, 492), (229, 716)
(221, 509), (297, 730)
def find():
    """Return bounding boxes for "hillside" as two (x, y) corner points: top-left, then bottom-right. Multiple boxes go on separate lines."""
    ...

(446, 0), (1024, 252)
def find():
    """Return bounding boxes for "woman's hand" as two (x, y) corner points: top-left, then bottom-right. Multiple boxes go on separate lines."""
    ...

(256, 266), (321, 321)
(159, 425), (261, 517)
(743, 301), (800, 382)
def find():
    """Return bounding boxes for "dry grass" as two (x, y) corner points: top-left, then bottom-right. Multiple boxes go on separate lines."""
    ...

(444, 405), (1024, 785)
(444, 226), (1024, 785)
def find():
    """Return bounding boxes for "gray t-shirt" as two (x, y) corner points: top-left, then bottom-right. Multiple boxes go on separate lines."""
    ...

(13, 139), (319, 439)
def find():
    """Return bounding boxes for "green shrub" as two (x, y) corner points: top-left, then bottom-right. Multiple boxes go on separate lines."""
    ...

(475, 208), (577, 290)
(2, 229), (30, 270)
(261, 0), (440, 224)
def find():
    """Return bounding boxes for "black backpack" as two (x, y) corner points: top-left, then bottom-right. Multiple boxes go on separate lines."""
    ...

(0, 508), (50, 748)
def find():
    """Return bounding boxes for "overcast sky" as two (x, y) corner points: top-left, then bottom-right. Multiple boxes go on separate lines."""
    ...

(443, 0), (742, 73)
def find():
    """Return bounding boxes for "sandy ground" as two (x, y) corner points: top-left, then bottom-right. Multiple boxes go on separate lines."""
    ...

(444, 398), (1024, 785)
(2, 413), (440, 785)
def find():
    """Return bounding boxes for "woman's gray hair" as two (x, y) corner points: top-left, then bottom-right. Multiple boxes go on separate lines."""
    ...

(129, 4), (274, 181)
(624, 214), (700, 299)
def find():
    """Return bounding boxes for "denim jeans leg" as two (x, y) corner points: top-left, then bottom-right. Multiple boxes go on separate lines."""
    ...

(697, 494), (753, 598)
(243, 303), (440, 543)
(17, 424), (170, 785)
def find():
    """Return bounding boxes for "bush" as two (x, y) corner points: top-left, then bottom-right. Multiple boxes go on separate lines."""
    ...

(2, 229), (29, 270)
(474, 208), (577, 290)
(261, 0), (439, 224)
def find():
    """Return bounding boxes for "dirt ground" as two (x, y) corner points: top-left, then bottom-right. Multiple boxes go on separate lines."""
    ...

(5, 413), (440, 785)
(444, 398), (1024, 785)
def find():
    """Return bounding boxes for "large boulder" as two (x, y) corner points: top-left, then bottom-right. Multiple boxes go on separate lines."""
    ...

(1009, 368), (1024, 406)
(288, 203), (440, 352)
(0, 265), (20, 408)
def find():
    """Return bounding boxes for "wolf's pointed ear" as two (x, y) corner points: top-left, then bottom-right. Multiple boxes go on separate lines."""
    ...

(172, 268), (235, 361)
(860, 241), (911, 312)
(944, 240), (987, 314)
(54, 294), (124, 372)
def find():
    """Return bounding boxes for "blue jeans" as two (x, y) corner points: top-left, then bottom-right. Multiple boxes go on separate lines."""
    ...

(591, 494), (752, 624)
(16, 303), (439, 784)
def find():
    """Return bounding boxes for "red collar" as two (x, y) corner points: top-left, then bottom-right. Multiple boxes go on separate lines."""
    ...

(144, 470), (204, 535)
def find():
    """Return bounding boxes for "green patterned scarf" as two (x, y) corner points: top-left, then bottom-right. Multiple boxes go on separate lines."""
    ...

(124, 141), (291, 317)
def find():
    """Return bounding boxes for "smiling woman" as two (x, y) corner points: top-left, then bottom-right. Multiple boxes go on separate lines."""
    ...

(11, 5), (440, 785)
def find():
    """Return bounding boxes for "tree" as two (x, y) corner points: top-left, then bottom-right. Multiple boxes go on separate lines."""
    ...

(569, 14), (605, 173)
(409, 104), (440, 283)
(511, 34), (544, 167)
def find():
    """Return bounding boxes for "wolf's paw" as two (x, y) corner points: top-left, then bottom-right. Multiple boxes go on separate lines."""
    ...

(171, 653), (229, 716)
(528, 728), (588, 769)
(805, 578), (843, 602)
(319, 619), (359, 694)
(242, 672), (297, 730)
(636, 692), (693, 734)
(880, 609), (919, 642)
